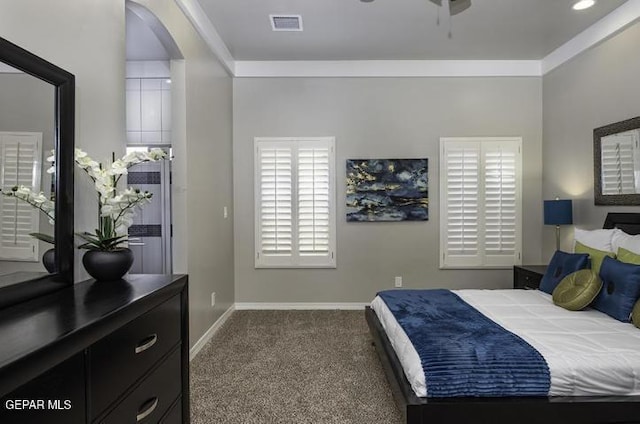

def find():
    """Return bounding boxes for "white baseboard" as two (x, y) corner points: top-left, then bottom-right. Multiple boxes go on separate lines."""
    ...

(234, 302), (369, 310)
(189, 304), (235, 361)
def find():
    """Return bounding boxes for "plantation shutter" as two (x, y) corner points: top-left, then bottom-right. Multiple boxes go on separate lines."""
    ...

(440, 138), (521, 268)
(256, 141), (293, 266)
(600, 131), (638, 195)
(441, 142), (481, 267)
(482, 142), (520, 266)
(255, 137), (336, 268)
(0, 133), (42, 261)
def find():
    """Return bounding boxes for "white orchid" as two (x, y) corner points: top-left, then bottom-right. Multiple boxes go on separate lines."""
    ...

(121, 148), (165, 166)
(108, 159), (129, 176)
(0, 185), (55, 223)
(1, 155), (56, 244)
(75, 148), (167, 251)
(74, 149), (100, 171)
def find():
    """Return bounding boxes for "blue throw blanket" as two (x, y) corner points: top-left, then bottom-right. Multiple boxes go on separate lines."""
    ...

(378, 289), (550, 397)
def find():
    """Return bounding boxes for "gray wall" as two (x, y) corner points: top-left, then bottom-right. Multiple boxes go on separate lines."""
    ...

(542, 21), (640, 260)
(233, 77), (543, 303)
(135, 0), (235, 348)
(0, 73), (54, 274)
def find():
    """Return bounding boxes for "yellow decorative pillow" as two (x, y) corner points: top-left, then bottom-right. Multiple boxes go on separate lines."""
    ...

(552, 269), (602, 311)
(575, 241), (615, 275)
(617, 247), (640, 265)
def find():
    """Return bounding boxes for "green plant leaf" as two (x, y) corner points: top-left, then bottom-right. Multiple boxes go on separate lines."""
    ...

(29, 232), (55, 244)
(77, 232), (100, 242)
(78, 242), (100, 250)
(75, 231), (128, 251)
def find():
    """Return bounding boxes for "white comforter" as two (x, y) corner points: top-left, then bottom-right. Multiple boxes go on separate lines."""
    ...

(371, 289), (640, 397)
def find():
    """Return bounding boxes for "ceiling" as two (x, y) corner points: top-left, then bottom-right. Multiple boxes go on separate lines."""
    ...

(195, 0), (627, 61)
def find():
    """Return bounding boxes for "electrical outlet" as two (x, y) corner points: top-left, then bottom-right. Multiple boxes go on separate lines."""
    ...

(223, 206), (228, 219)
(211, 292), (216, 307)
(394, 276), (402, 288)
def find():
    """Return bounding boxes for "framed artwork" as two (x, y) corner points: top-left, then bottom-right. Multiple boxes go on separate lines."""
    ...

(346, 158), (428, 222)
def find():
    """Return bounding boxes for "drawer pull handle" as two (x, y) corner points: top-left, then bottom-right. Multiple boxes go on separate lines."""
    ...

(135, 334), (158, 354)
(136, 397), (158, 422)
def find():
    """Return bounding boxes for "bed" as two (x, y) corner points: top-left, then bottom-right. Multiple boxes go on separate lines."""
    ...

(366, 213), (640, 424)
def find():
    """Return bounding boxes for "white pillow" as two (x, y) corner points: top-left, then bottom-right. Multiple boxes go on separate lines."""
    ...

(574, 228), (616, 252)
(611, 228), (640, 254)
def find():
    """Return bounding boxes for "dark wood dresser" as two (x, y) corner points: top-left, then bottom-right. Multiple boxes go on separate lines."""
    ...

(0, 274), (189, 423)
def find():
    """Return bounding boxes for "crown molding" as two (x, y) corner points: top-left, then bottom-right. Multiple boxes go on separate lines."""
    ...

(174, 0), (235, 75)
(234, 60), (542, 78)
(177, 0), (638, 78)
(542, 0), (640, 74)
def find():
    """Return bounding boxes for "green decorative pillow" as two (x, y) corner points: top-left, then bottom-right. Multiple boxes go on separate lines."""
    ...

(633, 300), (640, 329)
(552, 269), (603, 311)
(575, 241), (615, 275)
(617, 247), (640, 265)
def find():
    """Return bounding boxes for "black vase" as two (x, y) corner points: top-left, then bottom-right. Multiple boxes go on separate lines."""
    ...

(82, 248), (134, 282)
(42, 248), (57, 273)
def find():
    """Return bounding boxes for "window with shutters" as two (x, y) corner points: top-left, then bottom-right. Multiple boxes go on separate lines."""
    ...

(0, 132), (43, 261)
(439, 137), (522, 269)
(600, 129), (639, 195)
(254, 137), (336, 268)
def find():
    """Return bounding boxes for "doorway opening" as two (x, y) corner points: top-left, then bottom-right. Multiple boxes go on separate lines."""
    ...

(126, 1), (183, 274)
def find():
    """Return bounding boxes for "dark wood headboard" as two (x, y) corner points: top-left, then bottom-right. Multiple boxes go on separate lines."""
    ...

(603, 213), (640, 235)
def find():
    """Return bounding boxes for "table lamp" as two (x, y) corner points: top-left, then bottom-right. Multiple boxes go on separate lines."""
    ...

(544, 199), (573, 251)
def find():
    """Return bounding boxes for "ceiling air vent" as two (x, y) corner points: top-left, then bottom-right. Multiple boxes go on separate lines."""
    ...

(270, 14), (303, 31)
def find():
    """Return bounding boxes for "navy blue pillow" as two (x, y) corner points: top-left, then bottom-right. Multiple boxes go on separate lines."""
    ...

(592, 256), (640, 322)
(539, 250), (589, 294)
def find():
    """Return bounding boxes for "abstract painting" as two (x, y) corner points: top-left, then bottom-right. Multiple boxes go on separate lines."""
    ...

(346, 158), (428, 222)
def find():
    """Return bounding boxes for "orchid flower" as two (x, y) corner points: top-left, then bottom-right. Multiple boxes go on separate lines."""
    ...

(0, 185), (55, 223)
(74, 148), (167, 251)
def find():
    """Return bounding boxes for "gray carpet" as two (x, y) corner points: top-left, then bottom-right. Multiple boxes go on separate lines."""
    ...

(190, 310), (403, 424)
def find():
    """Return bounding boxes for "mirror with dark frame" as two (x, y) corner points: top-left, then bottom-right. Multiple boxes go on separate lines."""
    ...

(0, 36), (74, 308)
(594, 116), (640, 205)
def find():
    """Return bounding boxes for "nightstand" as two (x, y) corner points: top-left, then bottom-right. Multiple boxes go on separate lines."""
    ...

(513, 265), (547, 290)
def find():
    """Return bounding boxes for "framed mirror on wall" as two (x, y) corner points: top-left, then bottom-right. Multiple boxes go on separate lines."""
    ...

(594, 116), (640, 205)
(0, 36), (74, 308)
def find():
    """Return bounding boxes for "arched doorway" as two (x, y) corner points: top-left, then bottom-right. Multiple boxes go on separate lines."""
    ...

(125, 1), (184, 275)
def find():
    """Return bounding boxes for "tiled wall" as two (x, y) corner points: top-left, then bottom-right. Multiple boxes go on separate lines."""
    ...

(126, 78), (171, 145)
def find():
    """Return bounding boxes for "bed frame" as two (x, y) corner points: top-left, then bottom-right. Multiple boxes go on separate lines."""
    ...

(366, 213), (640, 424)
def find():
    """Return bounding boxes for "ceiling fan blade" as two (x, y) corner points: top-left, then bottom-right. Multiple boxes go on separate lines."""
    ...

(449, 0), (471, 15)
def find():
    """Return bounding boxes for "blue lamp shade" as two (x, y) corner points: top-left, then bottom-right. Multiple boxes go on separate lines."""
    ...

(544, 199), (573, 226)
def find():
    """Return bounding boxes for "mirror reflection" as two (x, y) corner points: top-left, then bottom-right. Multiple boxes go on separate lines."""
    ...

(0, 63), (55, 278)
(594, 116), (640, 205)
(600, 128), (640, 195)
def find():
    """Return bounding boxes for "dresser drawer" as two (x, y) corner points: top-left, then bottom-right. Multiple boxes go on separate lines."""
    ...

(90, 294), (181, 417)
(160, 397), (182, 424)
(101, 348), (181, 424)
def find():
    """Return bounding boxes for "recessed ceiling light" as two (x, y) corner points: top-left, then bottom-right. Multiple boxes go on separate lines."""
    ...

(573, 0), (596, 11)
